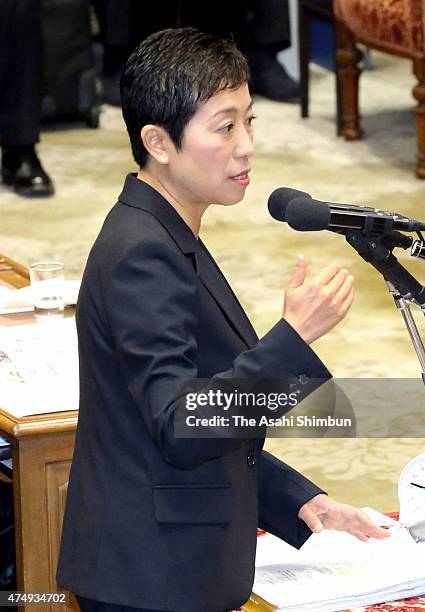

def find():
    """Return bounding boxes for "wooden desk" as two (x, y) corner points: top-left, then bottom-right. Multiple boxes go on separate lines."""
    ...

(0, 253), (30, 289)
(0, 254), (78, 612)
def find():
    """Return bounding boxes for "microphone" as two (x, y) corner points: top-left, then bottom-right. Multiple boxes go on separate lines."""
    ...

(268, 188), (425, 307)
(268, 188), (425, 234)
(267, 187), (311, 222)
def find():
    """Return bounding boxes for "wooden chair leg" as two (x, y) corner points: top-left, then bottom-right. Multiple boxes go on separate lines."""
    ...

(299, 0), (310, 118)
(413, 58), (425, 179)
(335, 19), (363, 140)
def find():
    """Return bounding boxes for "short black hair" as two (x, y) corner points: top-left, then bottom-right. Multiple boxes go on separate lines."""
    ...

(120, 27), (250, 168)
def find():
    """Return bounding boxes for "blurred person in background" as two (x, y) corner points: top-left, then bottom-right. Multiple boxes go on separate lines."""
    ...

(0, 0), (54, 197)
(94, 0), (299, 105)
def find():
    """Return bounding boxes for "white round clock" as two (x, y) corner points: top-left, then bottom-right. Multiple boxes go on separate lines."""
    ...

(398, 453), (425, 526)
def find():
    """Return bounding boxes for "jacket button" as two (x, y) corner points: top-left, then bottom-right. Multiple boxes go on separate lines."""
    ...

(247, 450), (256, 467)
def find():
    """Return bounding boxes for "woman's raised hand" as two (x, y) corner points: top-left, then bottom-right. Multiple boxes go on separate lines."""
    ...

(283, 254), (354, 345)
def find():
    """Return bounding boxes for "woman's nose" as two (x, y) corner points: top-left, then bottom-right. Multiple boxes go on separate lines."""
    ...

(235, 126), (255, 158)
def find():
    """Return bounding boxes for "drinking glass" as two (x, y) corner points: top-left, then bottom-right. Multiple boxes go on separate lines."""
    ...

(29, 261), (64, 320)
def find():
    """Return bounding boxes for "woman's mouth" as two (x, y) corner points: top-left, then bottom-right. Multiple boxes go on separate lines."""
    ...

(229, 171), (250, 187)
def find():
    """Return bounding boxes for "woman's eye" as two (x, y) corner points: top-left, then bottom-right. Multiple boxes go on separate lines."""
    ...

(246, 115), (257, 126)
(219, 123), (234, 133)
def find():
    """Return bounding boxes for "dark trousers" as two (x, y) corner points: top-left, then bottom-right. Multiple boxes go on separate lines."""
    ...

(180, 0), (291, 53)
(0, 0), (42, 147)
(249, 0), (291, 53)
(96, 0), (291, 74)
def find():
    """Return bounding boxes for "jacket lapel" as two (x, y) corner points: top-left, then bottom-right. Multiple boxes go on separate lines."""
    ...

(118, 174), (259, 349)
(196, 240), (258, 349)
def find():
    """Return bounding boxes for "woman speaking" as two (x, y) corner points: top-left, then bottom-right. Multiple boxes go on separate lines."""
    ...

(57, 27), (388, 612)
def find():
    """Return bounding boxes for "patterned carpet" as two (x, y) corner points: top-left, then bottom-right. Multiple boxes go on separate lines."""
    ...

(1, 53), (424, 512)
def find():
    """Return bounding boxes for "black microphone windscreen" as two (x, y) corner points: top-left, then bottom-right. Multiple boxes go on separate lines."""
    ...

(267, 187), (311, 222)
(286, 197), (330, 231)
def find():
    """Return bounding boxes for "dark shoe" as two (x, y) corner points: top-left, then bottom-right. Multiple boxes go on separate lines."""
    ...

(1, 146), (54, 197)
(249, 50), (300, 102)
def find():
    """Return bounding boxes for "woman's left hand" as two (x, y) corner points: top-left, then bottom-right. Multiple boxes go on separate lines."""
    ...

(298, 493), (391, 542)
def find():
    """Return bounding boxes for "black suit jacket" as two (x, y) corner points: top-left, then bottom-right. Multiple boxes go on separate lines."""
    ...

(56, 174), (331, 612)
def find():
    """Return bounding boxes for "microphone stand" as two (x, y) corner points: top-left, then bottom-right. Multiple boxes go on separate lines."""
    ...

(344, 229), (425, 384)
(386, 281), (425, 382)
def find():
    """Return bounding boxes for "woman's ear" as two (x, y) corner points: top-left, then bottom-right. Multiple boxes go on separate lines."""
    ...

(140, 125), (170, 165)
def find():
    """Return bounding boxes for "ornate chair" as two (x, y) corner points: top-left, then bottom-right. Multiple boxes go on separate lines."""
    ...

(334, 0), (425, 178)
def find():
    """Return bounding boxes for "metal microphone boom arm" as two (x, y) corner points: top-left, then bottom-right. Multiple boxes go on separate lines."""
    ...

(345, 231), (425, 307)
(344, 229), (425, 383)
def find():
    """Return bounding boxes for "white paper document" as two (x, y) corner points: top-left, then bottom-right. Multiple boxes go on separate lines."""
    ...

(0, 317), (79, 417)
(254, 509), (425, 612)
(0, 280), (81, 314)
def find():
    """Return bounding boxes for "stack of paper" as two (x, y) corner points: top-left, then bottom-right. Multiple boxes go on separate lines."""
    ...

(254, 509), (425, 612)
(0, 317), (79, 416)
